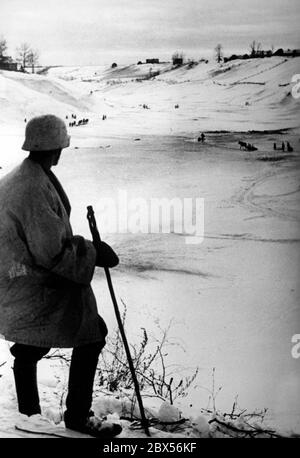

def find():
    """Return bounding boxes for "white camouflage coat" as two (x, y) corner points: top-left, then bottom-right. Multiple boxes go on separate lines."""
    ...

(0, 158), (107, 348)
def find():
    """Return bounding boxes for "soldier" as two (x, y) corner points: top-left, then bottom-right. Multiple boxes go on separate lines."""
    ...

(0, 115), (122, 438)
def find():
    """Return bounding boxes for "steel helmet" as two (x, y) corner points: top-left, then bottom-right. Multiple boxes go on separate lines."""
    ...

(22, 114), (70, 151)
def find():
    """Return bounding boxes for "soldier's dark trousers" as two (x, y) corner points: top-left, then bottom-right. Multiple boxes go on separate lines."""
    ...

(10, 341), (105, 422)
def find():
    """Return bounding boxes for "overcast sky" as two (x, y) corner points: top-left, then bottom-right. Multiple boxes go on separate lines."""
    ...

(1, 0), (299, 65)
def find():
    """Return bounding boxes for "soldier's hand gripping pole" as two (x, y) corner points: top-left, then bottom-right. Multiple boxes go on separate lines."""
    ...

(87, 205), (150, 437)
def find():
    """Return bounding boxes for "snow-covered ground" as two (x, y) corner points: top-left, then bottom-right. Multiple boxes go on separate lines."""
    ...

(1, 57), (299, 136)
(0, 57), (299, 438)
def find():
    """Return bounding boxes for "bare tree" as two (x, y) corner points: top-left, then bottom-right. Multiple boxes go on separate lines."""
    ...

(249, 40), (256, 57)
(0, 36), (7, 57)
(172, 51), (184, 65)
(27, 49), (39, 73)
(249, 40), (262, 57)
(215, 44), (223, 63)
(16, 42), (39, 70)
(256, 42), (262, 54)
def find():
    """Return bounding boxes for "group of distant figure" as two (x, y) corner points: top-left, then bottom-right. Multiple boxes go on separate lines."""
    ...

(70, 118), (89, 127)
(198, 133), (206, 143)
(65, 114), (89, 127)
(238, 141), (258, 151)
(239, 140), (294, 153)
(141, 103), (180, 110)
(274, 141), (293, 152)
(37, 113), (111, 127)
(68, 113), (108, 126)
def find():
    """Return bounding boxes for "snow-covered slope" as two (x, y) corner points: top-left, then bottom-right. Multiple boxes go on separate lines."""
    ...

(0, 57), (299, 134)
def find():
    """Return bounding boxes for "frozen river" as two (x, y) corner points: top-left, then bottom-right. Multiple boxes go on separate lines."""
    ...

(36, 132), (300, 432)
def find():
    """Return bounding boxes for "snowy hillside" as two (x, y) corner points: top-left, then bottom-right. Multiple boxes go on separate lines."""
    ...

(0, 57), (299, 136)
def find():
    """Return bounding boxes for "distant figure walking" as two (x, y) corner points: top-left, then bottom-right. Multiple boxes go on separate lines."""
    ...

(102, 115), (107, 120)
(273, 143), (277, 150)
(282, 142), (285, 152)
(24, 118), (27, 123)
(238, 140), (247, 150)
(287, 142), (293, 152)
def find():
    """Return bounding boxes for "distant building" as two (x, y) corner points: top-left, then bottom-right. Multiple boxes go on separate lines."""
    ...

(273, 48), (284, 56)
(255, 50), (273, 58)
(274, 48), (300, 57)
(284, 49), (300, 57)
(172, 57), (183, 66)
(0, 55), (18, 71)
(224, 54), (244, 63)
(224, 47), (300, 63)
(146, 58), (159, 64)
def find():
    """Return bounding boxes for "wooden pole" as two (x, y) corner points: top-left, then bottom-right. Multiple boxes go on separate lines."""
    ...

(87, 205), (150, 437)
